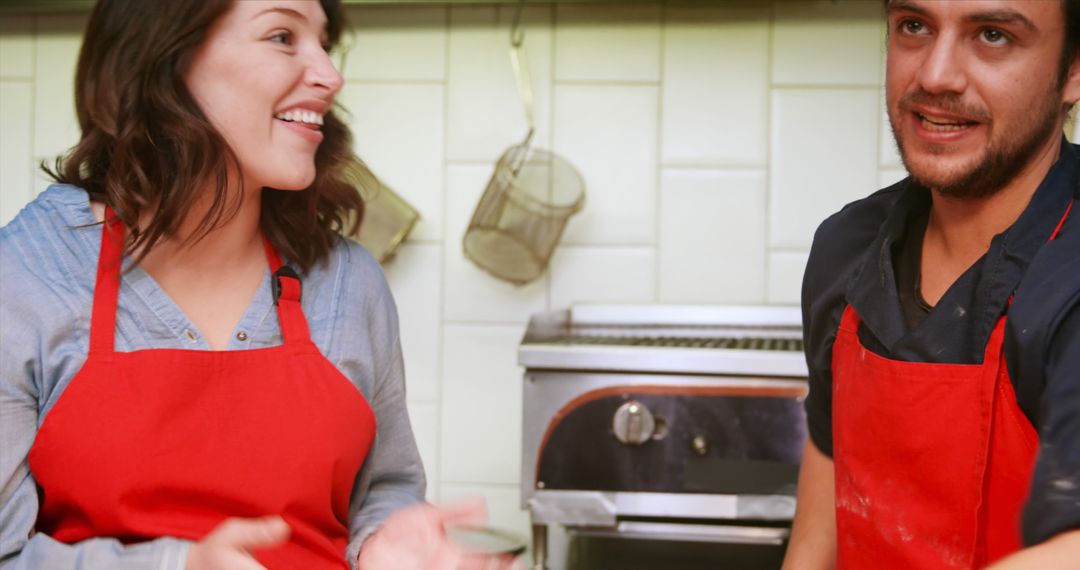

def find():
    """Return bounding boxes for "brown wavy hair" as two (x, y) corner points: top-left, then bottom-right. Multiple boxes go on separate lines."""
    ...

(45, 0), (370, 273)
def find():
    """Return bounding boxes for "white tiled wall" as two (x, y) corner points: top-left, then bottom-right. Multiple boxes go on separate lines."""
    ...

(1, 0), (912, 553)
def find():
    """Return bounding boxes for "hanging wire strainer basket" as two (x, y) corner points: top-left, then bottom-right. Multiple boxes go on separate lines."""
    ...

(464, 141), (584, 284)
(462, 0), (585, 285)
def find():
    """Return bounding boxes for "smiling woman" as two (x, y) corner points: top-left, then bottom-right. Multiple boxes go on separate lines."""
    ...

(0, 1), (512, 570)
(47, 0), (363, 273)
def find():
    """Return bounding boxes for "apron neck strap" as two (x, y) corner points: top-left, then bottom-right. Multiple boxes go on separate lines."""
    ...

(88, 207), (125, 353)
(89, 208), (313, 352)
(262, 235), (311, 344)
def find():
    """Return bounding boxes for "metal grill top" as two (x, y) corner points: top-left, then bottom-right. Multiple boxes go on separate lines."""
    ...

(546, 334), (804, 352)
(519, 305), (809, 378)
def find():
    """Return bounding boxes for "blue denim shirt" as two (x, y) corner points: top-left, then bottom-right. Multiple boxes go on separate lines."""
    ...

(0, 184), (425, 569)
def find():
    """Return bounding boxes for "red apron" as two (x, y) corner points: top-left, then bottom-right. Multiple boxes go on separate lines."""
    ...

(28, 211), (377, 569)
(831, 200), (1073, 569)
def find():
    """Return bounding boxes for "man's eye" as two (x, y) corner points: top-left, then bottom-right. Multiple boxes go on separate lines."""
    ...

(900, 20), (926, 35)
(981, 28), (1008, 45)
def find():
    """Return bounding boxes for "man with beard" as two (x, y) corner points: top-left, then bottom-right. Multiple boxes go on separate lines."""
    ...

(782, 1), (1080, 569)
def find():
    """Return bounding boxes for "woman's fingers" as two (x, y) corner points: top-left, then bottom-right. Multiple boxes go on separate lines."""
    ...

(206, 516), (291, 551)
(437, 498), (488, 528)
(186, 516), (289, 570)
(455, 552), (522, 570)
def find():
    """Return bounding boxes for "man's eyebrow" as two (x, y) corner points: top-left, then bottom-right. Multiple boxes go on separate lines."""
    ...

(887, 0), (928, 18)
(887, 0), (1037, 34)
(966, 10), (1037, 33)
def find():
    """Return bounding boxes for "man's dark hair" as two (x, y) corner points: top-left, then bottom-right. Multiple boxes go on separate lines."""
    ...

(1063, 0), (1080, 87)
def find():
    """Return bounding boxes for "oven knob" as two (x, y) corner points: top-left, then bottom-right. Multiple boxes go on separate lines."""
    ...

(691, 434), (709, 456)
(612, 400), (655, 445)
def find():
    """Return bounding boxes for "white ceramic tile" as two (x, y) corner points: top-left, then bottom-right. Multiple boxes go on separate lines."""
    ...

(879, 168), (908, 189)
(0, 16), (34, 79)
(440, 325), (524, 485)
(342, 7), (447, 81)
(338, 83), (444, 242)
(548, 246), (655, 309)
(553, 85), (658, 245)
(659, 169), (767, 304)
(661, 3), (769, 167)
(447, 6), (553, 163)
(33, 15), (85, 159)
(439, 483), (531, 544)
(0, 81), (33, 226)
(767, 251), (810, 305)
(770, 89), (879, 249)
(443, 164), (548, 323)
(554, 4), (661, 82)
(382, 243), (442, 403)
(406, 401), (440, 502)
(772, 0), (884, 86)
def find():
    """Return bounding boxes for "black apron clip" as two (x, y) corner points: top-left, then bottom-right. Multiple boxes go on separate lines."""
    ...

(272, 266), (301, 306)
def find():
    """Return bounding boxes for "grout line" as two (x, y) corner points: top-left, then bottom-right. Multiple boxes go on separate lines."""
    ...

(29, 13), (37, 201)
(545, 1), (556, 314)
(764, 0), (776, 305)
(432, 1), (452, 505)
(767, 83), (884, 91)
(548, 243), (656, 251)
(654, 0), (666, 303)
(552, 78), (661, 87)
(342, 77), (445, 85)
(660, 163), (769, 171)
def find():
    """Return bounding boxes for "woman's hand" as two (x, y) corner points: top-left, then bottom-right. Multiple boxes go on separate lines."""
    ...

(357, 500), (521, 570)
(185, 516), (290, 570)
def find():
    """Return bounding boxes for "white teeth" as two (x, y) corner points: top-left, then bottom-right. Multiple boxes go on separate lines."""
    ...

(918, 113), (971, 132)
(274, 110), (325, 126)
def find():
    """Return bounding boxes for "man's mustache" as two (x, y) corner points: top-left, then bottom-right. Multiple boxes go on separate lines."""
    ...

(897, 89), (991, 123)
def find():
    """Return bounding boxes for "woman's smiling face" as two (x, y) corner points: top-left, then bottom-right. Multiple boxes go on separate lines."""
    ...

(184, 0), (344, 193)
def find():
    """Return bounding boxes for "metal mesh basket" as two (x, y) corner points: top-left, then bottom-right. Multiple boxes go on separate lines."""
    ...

(342, 161), (420, 264)
(463, 143), (585, 285)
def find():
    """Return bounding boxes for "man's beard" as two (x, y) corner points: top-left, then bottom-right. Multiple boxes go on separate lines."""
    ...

(889, 87), (1062, 199)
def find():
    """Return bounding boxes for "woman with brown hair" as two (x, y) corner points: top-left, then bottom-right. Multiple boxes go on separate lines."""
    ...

(0, 1), (509, 569)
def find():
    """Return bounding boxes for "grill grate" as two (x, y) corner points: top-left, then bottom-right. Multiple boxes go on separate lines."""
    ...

(548, 335), (804, 352)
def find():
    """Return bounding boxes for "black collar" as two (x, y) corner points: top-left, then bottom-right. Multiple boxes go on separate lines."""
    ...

(847, 138), (1080, 357)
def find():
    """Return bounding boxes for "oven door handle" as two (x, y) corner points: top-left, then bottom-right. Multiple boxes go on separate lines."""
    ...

(575, 521), (789, 546)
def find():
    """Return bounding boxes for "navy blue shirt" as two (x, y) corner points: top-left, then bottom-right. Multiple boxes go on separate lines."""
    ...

(802, 140), (1080, 546)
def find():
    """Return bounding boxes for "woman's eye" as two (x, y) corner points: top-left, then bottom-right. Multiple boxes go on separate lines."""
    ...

(269, 31), (292, 45)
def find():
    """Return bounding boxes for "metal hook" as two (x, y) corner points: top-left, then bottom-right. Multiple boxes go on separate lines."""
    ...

(510, 0), (526, 47)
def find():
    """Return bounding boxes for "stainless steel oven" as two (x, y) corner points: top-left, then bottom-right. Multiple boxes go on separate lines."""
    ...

(518, 304), (809, 569)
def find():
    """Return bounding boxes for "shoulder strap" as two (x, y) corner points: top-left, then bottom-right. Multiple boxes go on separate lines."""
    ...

(88, 208), (125, 353)
(262, 237), (312, 344)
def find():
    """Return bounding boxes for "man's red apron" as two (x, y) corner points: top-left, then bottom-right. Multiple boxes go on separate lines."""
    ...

(831, 200), (1073, 569)
(28, 211), (377, 569)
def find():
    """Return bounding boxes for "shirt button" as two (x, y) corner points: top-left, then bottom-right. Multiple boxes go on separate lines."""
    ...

(236, 331), (248, 341)
(184, 329), (197, 342)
